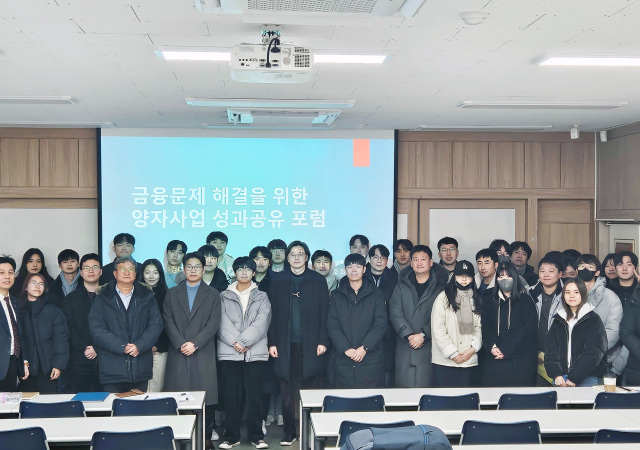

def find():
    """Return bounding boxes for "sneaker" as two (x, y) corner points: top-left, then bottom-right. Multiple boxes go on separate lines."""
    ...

(252, 440), (269, 449)
(215, 410), (225, 427)
(280, 435), (297, 446)
(219, 441), (240, 449)
(276, 415), (284, 426)
(262, 420), (268, 436)
(265, 414), (274, 426)
(211, 430), (220, 441)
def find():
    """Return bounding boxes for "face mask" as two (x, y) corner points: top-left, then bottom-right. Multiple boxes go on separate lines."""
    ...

(578, 269), (596, 282)
(498, 255), (510, 263)
(455, 281), (472, 291)
(497, 278), (514, 292)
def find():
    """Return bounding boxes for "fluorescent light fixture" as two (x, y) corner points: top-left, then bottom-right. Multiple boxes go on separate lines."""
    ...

(186, 98), (356, 109)
(0, 96), (78, 105)
(314, 53), (390, 64)
(155, 47), (230, 61)
(458, 100), (627, 110)
(417, 125), (553, 131)
(533, 52), (640, 66)
(0, 121), (113, 128)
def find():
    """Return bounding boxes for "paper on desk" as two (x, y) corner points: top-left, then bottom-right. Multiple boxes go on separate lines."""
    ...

(592, 385), (639, 393)
(129, 393), (196, 402)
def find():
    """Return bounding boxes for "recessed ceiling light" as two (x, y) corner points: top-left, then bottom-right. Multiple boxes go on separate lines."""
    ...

(186, 98), (356, 109)
(533, 53), (640, 66)
(314, 53), (390, 64)
(155, 48), (230, 61)
(458, 100), (627, 110)
(0, 96), (78, 105)
(417, 125), (553, 131)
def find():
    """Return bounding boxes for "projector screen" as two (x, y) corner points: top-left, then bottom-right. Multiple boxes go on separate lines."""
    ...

(99, 130), (396, 276)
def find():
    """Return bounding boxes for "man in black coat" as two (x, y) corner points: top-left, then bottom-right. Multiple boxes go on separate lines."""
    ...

(619, 269), (640, 384)
(49, 249), (81, 308)
(62, 253), (103, 392)
(611, 251), (639, 307)
(328, 253), (387, 388)
(89, 256), (163, 392)
(0, 256), (26, 391)
(267, 240), (330, 446)
(508, 241), (539, 286)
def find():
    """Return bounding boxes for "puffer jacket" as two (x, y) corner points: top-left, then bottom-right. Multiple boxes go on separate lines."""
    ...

(587, 277), (624, 364)
(218, 282), (271, 362)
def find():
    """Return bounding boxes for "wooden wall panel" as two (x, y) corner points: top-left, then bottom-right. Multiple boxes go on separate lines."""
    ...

(415, 141), (452, 189)
(0, 139), (40, 187)
(489, 142), (524, 188)
(561, 142), (595, 189)
(538, 223), (592, 256)
(79, 139), (98, 188)
(398, 142), (416, 189)
(452, 142), (489, 188)
(40, 139), (79, 187)
(524, 142), (561, 188)
(538, 200), (592, 224)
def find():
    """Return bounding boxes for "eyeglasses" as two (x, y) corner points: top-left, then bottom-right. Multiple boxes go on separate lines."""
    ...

(118, 267), (136, 273)
(28, 281), (45, 288)
(185, 265), (203, 271)
(115, 243), (133, 249)
(82, 265), (100, 272)
(289, 252), (305, 259)
(577, 264), (597, 271)
(371, 255), (387, 261)
(440, 248), (457, 254)
(237, 268), (253, 273)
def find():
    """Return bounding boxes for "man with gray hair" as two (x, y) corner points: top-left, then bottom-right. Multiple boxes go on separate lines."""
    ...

(89, 256), (163, 392)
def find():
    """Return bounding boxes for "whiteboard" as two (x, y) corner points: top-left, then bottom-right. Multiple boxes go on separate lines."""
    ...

(0, 209), (98, 278)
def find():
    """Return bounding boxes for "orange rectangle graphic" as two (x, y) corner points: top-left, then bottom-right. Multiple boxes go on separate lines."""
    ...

(353, 139), (370, 167)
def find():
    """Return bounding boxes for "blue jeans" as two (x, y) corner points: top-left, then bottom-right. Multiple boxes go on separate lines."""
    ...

(577, 376), (602, 387)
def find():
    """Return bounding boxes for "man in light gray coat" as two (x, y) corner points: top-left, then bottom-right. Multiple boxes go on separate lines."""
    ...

(389, 245), (448, 387)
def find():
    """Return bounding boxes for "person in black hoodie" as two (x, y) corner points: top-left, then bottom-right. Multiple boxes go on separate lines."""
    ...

(545, 278), (607, 387)
(610, 251), (639, 307)
(328, 253), (387, 388)
(175, 245), (229, 293)
(10, 248), (54, 297)
(18, 273), (70, 394)
(619, 269), (640, 384)
(250, 246), (273, 293)
(140, 259), (170, 392)
(62, 253), (102, 393)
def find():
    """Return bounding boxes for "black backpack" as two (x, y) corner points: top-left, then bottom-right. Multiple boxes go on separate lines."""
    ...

(341, 425), (452, 450)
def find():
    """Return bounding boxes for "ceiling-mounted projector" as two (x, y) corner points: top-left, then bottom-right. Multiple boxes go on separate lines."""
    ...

(230, 43), (313, 83)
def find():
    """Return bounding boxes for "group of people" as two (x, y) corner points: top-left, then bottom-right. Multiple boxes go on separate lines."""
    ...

(1, 231), (640, 449)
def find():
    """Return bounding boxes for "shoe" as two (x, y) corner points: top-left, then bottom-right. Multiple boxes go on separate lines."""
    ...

(206, 440), (215, 449)
(280, 435), (297, 446)
(219, 441), (240, 449)
(211, 430), (220, 441)
(276, 415), (284, 426)
(266, 414), (274, 426)
(262, 420), (268, 436)
(215, 410), (225, 427)
(252, 440), (269, 449)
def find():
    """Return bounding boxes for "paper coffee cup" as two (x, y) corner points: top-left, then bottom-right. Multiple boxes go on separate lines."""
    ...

(604, 375), (616, 392)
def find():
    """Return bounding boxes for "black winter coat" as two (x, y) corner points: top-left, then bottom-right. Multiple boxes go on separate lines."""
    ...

(620, 284), (640, 373)
(267, 268), (330, 381)
(610, 278), (638, 307)
(480, 291), (538, 387)
(365, 265), (399, 372)
(521, 264), (539, 287)
(142, 283), (170, 353)
(256, 269), (273, 293)
(88, 281), (163, 385)
(62, 284), (98, 366)
(544, 308), (607, 384)
(327, 276), (387, 388)
(48, 274), (80, 309)
(20, 297), (70, 376)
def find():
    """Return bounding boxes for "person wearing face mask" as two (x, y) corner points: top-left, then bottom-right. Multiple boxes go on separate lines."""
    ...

(431, 261), (483, 387)
(545, 278), (607, 387)
(140, 259), (171, 392)
(601, 254), (618, 290)
(489, 239), (511, 264)
(480, 262), (537, 387)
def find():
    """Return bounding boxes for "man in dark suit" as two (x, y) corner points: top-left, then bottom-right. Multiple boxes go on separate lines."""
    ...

(0, 256), (26, 390)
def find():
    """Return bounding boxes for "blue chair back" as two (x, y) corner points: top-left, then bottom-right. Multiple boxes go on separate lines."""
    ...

(594, 392), (640, 409)
(90, 426), (175, 450)
(0, 427), (48, 450)
(595, 429), (640, 443)
(322, 395), (385, 412)
(112, 397), (179, 416)
(337, 421), (415, 447)
(418, 393), (480, 411)
(498, 391), (557, 410)
(19, 401), (85, 418)
(460, 420), (541, 445)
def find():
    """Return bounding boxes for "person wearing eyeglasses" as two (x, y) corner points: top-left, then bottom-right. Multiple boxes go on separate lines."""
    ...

(267, 241), (330, 446)
(437, 237), (459, 281)
(89, 256), (163, 393)
(163, 252), (222, 449)
(18, 273), (70, 394)
(176, 245), (229, 295)
(99, 233), (142, 284)
(62, 253), (103, 393)
(268, 239), (287, 273)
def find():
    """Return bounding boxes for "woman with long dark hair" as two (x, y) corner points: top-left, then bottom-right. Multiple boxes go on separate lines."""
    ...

(140, 258), (170, 392)
(18, 273), (70, 394)
(480, 261), (538, 387)
(431, 261), (483, 387)
(10, 249), (54, 297)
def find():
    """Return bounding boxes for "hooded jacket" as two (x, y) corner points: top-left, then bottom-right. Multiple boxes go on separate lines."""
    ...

(586, 277), (623, 364)
(520, 264), (539, 287)
(218, 282), (271, 362)
(544, 302), (607, 384)
(530, 281), (564, 333)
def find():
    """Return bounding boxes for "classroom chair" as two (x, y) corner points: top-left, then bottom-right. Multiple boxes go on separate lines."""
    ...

(90, 426), (175, 450)
(594, 392), (640, 409)
(595, 429), (640, 443)
(112, 397), (179, 416)
(497, 391), (557, 410)
(322, 395), (385, 412)
(418, 393), (480, 411)
(0, 426), (48, 450)
(19, 401), (86, 418)
(460, 420), (541, 445)
(337, 420), (415, 447)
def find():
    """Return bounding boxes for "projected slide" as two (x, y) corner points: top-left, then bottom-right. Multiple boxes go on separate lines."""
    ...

(100, 135), (395, 275)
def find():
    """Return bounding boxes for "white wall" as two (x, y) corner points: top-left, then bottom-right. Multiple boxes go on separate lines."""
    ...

(0, 209), (98, 277)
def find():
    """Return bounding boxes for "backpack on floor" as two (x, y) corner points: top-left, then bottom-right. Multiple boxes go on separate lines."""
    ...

(341, 425), (452, 450)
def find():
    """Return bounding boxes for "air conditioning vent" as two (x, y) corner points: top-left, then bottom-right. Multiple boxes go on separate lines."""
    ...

(295, 55), (310, 67)
(295, 47), (310, 53)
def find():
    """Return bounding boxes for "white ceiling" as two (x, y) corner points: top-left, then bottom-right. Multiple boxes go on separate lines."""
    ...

(1, 0), (640, 131)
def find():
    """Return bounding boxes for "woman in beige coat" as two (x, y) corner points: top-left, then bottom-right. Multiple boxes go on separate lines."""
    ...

(431, 260), (483, 387)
